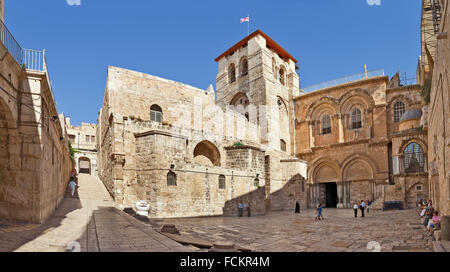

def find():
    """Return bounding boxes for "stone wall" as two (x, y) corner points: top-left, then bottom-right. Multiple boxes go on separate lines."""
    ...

(133, 132), (266, 218)
(0, 45), (72, 223)
(427, 0), (450, 240)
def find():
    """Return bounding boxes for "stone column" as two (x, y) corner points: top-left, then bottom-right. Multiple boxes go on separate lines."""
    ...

(315, 184), (320, 206)
(343, 181), (349, 208)
(338, 114), (344, 143)
(310, 183), (318, 207)
(112, 154), (125, 204)
(337, 182), (344, 208)
(308, 120), (315, 149)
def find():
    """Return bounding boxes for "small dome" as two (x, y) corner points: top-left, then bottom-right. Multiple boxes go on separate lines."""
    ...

(400, 109), (422, 122)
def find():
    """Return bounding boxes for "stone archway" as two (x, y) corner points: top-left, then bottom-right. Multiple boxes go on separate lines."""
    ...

(78, 157), (91, 174)
(193, 140), (221, 167)
(341, 155), (376, 206)
(0, 97), (16, 219)
(309, 159), (340, 208)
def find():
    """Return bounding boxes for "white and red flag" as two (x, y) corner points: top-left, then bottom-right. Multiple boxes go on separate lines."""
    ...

(240, 16), (249, 23)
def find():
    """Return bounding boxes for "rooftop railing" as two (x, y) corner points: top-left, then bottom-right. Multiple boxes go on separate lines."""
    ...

(23, 49), (56, 103)
(0, 20), (58, 122)
(301, 69), (385, 93)
(23, 49), (47, 71)
(0, 19), (24, 65)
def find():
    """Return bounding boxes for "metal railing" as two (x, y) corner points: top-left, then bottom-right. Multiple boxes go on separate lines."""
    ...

(0, 19), (24, 65)
(0, 20), (58, 116)
(23, 49), (47, 71)
(301, 69), (385, 93)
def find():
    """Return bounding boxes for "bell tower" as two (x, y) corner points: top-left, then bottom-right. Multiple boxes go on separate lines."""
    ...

(215, 30), (301, 154)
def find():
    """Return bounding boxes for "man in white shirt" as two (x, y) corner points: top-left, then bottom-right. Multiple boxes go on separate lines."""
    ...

(69, 179), (77, 197)
(353, 203), (359, 217)
(360, 200), (366, 217)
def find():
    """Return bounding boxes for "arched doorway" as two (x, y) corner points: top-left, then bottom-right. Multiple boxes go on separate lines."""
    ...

(325, 182), (338, 208)
(78, 157), (91, 174)
(311, 161), (340, 208)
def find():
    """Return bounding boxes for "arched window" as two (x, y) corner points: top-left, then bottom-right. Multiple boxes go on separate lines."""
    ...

(404, 143), (425, 173)
(279, 66), (286, 86)
(280, 139), (287, 152)
(150, 104), (163, 123)
(240, 58), (248, 76)
(167, 171), (177, 186)
(218, 175), (226, 189)
(321, 114), (331, 135)
(229, 63), (236, 83)
(394, 101), (406, 123)
(351, 108), (362, 129)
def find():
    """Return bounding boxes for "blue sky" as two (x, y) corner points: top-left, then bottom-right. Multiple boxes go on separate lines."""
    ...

(5, 0), (422, 125)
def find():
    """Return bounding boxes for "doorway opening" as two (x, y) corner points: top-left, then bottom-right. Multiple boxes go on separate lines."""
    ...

(79, 157), (91, 174)
(325, 182), (338, 208)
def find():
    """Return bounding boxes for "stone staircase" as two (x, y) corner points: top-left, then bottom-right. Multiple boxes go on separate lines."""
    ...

(64, 178), (79, 198)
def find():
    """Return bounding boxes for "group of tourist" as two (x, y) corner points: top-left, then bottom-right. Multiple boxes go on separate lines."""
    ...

(237, 201), (251, 217)
(294, 200), (373, 220)
(353, 200), (372, 218)
(419, 200), (441, 235)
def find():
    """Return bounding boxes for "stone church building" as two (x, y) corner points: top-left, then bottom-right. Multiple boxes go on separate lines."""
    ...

(97, 29), (429, 218)
(97, 30), (308, 218)
(295, 74), (428, 209)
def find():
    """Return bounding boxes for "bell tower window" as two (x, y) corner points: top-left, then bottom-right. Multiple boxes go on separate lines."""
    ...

(229, 63), (236, 83)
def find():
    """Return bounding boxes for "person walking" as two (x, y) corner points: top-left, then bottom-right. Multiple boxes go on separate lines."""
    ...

(295, 200), (301, 214)
(69, 179), (77, 197)
(246, 202), (251, 217)
(315, 203), (324, 220)
(238, 201), (243, 217)
(366, 200), (371, 214)
(360, 200), (366, 218)
(353, 203), (359, 218)
(70, 169), (76, 180)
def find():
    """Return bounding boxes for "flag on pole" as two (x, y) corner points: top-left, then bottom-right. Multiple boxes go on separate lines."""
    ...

(240, 16), (250, 23)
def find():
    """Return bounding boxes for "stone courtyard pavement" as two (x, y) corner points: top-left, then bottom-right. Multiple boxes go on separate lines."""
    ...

(0, 174), (436, 252)
(155, 208), (434, 252)
(0, 174), (190, 252)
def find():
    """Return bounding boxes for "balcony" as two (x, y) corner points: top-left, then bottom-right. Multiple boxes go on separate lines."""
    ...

(1, 19), (48, 72)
